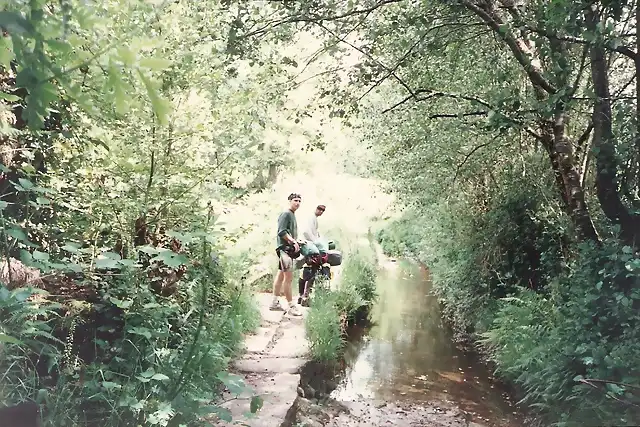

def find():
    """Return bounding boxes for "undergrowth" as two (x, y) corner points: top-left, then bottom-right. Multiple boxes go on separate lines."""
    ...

(0, 245), (261, 427)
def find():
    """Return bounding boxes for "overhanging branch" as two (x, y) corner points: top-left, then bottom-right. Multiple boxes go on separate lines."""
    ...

(523, 25), (637, 61)
(460, 0), (558, 94)
(240, 0), (405, 39)
(383, 88), (542, 139)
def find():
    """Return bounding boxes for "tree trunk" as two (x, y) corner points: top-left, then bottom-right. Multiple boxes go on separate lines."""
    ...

(588, 6), (640, 247)
(460, 0), (600, 242)
(541, 112), (600, 242)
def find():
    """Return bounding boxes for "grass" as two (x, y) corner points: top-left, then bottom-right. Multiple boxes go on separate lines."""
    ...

(304, 236), (379, 362)
(305, 287), (344, 361)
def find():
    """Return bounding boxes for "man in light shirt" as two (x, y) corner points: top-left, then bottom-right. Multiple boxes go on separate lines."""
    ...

(298, 204), (326, 305)
(302, 204), (325, 242)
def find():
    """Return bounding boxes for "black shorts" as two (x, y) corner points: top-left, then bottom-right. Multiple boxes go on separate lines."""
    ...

(300, 265), (330, 281)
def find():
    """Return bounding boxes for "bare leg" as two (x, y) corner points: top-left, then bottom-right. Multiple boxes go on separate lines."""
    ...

(283, 271), (294, 304)
(270, 269), (285, 310)
(272, 270), (284, 297)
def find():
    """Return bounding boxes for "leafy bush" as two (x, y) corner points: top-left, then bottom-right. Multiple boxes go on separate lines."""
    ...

(375, 215), (423, 258)
(339, 245), (378, 305)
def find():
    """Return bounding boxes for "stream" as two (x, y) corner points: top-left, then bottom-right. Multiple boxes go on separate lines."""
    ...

(330, 258), (523, 427)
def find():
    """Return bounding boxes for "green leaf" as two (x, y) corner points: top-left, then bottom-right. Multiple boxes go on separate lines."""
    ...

(35, 389), (48, 404)
(137, 69), (170, 125)
(150, 373), (170, 381)
(0, 36), (14, 69)
(117, 259), (136, 267)
(607, 383), (625, 395)
(137, 245), (159, 255)
(65, 262), (83, 273)
(582, 356), (594, 366)
(0, 200), (7, 210)
(34, 81), (59, 106)
(0, 92), (19, 102)
(45, 39), (73, 55)
(128, 327), (152, 339)
(36, 197), (50, 205)
(32, 250), (49, 261)
(109, 297), (133, 309)
(0, 12), (36, 35)
(21, 164), (36, 174)
(151, 250), (188, 267)
(107, 66), (131, 115)
(61, 243), (81, 253)
(116, 46), (137, 66)
(139, 368), (155, 378)
(0, 333), (23, 345)
(101, 381), (121, 391)
(138, 57), (172, 71)
(102, 251), (122, 260)
(17, 177), (34, 190)
(250, 395), (263, 413)
(216, 372), (247, 396)
(19, 249), (32, 263)
(6, 227), (28, 242)
(95, 258), (121, 269)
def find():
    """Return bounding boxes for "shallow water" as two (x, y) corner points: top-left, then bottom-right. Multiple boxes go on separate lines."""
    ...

(330, 259), (522, 427)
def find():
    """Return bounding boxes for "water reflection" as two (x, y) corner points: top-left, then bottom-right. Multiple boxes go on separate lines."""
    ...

(331, 260), (519, 427)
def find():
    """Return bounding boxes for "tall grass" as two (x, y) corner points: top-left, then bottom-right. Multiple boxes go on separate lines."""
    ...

(305, 287), (344, 361)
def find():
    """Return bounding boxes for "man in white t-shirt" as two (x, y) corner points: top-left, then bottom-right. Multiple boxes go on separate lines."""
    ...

(298, 205), (326, 305)
(302, 204), (325, 242)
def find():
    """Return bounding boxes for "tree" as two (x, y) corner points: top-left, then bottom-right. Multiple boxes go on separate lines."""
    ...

(252, 0), (640, 246)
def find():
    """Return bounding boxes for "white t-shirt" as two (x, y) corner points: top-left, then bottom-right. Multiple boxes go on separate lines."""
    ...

(302, 214), (320, 241)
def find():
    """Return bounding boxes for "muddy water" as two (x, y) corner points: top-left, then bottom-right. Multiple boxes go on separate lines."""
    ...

(330, 259), (522, 427)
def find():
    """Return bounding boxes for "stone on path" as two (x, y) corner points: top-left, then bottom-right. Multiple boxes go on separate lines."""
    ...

(216, 373), (300, 427)
(208, 293), (310, 426)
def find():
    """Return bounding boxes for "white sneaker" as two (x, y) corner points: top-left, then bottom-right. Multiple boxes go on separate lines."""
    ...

(269, 299), (284, 311)
(287, 304), (303, 317)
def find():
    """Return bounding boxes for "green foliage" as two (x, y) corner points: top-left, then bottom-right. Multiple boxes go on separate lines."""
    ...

(305, 287), (344, 362)
(0, 4), (293, 424)
(338, 245), (378, 306)
(480, 239), (640, 426)
(0, 247), (261, 426)
(305, 239), (378, 361)
(375, 212), (426, 259)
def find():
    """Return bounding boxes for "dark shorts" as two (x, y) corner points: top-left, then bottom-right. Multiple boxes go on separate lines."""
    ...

(300, 265), (330, 281)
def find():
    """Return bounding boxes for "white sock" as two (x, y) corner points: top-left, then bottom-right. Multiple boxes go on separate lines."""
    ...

(272, 295), (279, 304)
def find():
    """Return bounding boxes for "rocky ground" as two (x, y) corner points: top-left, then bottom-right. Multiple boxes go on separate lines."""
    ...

(208, 293), (493, 427)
